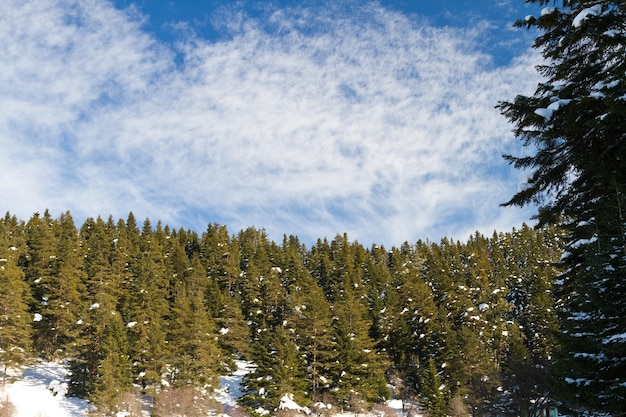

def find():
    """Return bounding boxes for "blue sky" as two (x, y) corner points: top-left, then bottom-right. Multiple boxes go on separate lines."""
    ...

(0, 0), (545, 246)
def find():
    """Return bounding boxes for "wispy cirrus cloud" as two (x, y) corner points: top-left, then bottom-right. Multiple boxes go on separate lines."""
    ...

(0, 0), (541, 245)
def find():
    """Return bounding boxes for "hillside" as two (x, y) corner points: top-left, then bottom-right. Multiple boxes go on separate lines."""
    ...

(0, 211), (562, 416)
(2, 360), (408, 417)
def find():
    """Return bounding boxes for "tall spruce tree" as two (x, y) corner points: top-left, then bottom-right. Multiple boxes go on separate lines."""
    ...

(362, 244), (393, 344)
(26, 211), (85, 358)
(91, 312), (133, 411)
(420, 357), (447, 417)
(492, 227), (561, 414)
(167, 257), (222, 388)
(52, 212), (87, 353)
(69, 217), (132, 401)
(0, 220), (31, 384)
(201, 223), (240, 295)
(498, 1), (626, 413)
(280, 235), (335, 401)
(307, 238), (334, 301)
(216, 294), (250, 365)
(126, 221), (169, 393)
(383, 243), (437, 402)
(24, 211), (57, 357)
(241, 325), (308, 414)
(290, 270), (335, 402)
(331, 285), (390, 408)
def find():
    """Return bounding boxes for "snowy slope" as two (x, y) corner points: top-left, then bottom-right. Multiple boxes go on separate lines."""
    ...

(214, 359), (255, 415)
(2, 361), (409, 417)
(3, 362), (91, 417)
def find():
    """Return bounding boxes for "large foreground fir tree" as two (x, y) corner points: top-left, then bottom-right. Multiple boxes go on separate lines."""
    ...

(498, 1), (626, 413)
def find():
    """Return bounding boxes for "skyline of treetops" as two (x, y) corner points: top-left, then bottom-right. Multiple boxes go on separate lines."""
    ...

(0, 209), (562, 416)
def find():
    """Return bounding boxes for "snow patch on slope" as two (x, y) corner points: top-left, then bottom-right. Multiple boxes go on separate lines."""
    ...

(213, 359), (255, 415)
(4, 360), (412, 417)
(4, 361), (92, 417)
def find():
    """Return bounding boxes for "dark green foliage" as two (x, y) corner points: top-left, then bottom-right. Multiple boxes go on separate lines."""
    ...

(91, 313), (133, 409)
(70, 217), (121, 399)
(26, 211), (85, 359)
(0, 217), (31, 384)
(216, 295), (250, 365)
(201, 223), (240, 295)
(241, 326), (308, 413)
(330, 285), (390, 408)
(382, 243), (437, 397)
(501, 324), (545, 416)
(499, 1), (626, 413)
(126, 252), (168, 392)
(419, 358), (447, 417)
(2, 210), (567, 414)
(290, 271), (335, 402)
(167, 257), (222, 388)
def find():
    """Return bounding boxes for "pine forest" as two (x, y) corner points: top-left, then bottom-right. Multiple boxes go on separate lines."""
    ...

(2, 0), (626, 415)
(0, 210), (565, 416)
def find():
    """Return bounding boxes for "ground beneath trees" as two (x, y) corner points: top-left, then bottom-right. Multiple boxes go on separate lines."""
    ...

(2, 361), (411, 417)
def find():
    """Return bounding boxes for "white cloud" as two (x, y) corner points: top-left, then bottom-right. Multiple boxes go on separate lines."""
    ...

(0, 0), (542, 245)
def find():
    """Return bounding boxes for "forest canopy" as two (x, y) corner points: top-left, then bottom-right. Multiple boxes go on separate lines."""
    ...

(0, 210), (563, 416)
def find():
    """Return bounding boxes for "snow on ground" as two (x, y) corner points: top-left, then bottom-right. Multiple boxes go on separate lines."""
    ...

(214, 359), (255, 408)
(3, 361), (92, 417)
(2, 359), (413, 417)
(386, 399), (404, 412)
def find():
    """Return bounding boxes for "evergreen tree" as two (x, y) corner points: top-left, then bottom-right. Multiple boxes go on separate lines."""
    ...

(382, 243), (437, 402)
(327, 234), (360, 303)
(326, 237), (391, 407)
(236, 228), (286, 332)
(450, 324), (499, 414)
(426, 305), (455, 396)
(269, 326), (309, 407)
(124, 212), (141, 259)
(68, 295), (121, 400)
(201, 223), (240, 295)
(24, 211), (57, 357)
(1, 213), (27, 267)
(52, 211), (87, 353)
(163, 227), (191, 282)
(420, 358), (447, 417)
(26, 211), (85, 358)
(241, 326), (307, 414)
(91, 312), (133, 411)
(216, 294), (250, 365)
(110, 216), (135, 316)
(80, 217), (121, 302)
(362, 244), (393, 344)
(330, 285), (390, 408)
(425, 240), (474, 327)
(488, 228), (559, 414)
(418, 238), (504, 413)
(167, 257), (222, 388)
(176, 227), (201, 260)
(290, 271), (335, 402)
(0, 221), (31, 384)
(504, 226), (561, 365)
(307, 238), (334, 301)
(498, 1), (626, 412)
(240, 329), (274, 413)
(501, 323), (544, 416)
(456, 235), (507, 413)
(69, 217), (132, 401)
(126, 249), (168, 393)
